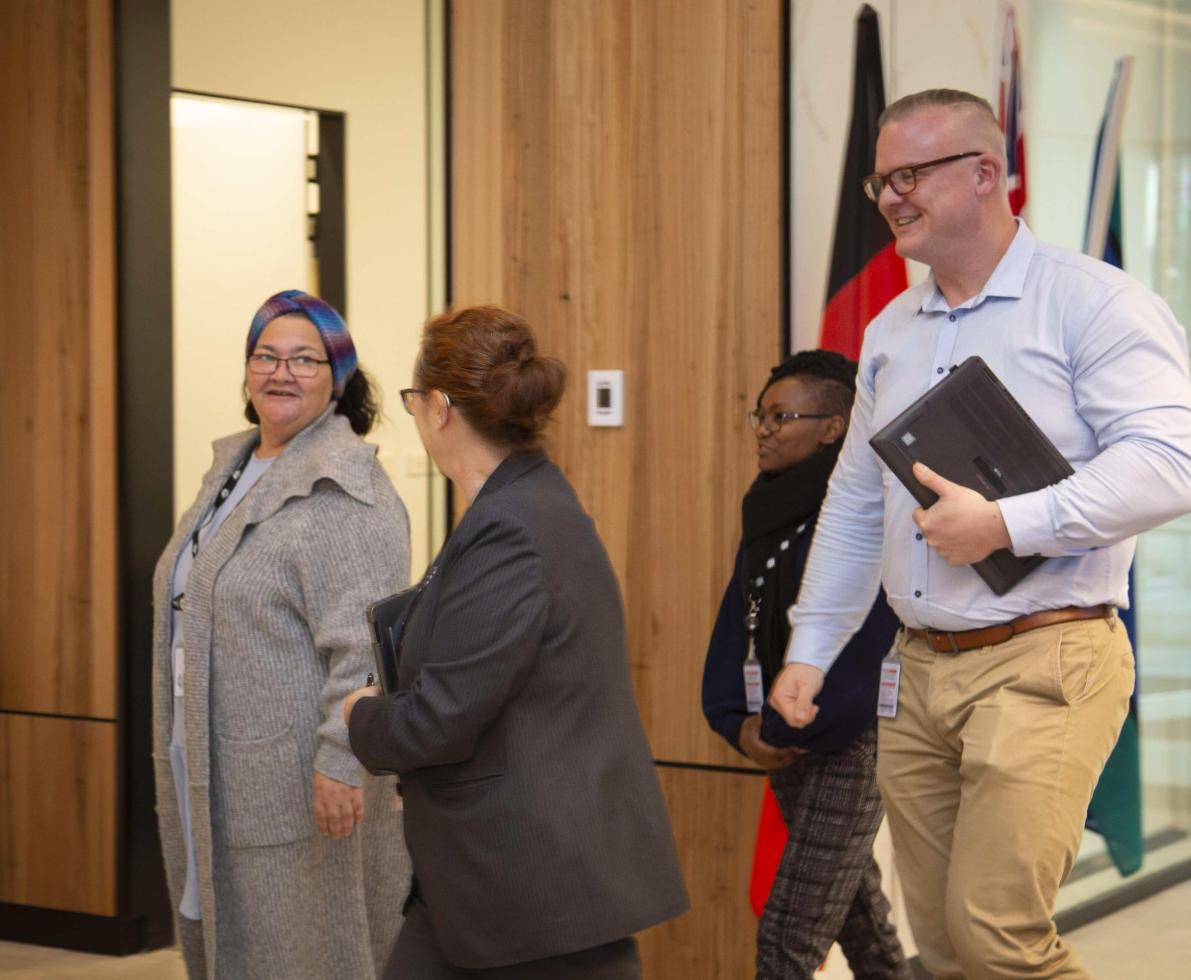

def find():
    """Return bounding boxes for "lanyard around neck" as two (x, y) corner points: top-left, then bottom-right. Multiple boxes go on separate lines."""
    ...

(172, 453), (255, 613)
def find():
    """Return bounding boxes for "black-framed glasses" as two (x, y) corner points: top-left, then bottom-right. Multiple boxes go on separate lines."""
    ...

(400, 388), (452, 415)
(747, 409), (830, 433)
(861, 151), (982, 202)
(247, 352), (329, 378)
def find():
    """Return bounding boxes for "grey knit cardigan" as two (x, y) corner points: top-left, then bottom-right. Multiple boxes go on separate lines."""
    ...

(152, 406), (412, 979)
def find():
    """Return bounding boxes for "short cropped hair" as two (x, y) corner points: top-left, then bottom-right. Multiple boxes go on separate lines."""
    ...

(759, 349), (857, 421)
(878, 88), (1007, 177)
(878, 88), (997, 129)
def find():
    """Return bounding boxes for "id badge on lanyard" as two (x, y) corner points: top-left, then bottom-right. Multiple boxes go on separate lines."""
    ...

(877, 648), (901, 719)
(743, 597), (764, 713)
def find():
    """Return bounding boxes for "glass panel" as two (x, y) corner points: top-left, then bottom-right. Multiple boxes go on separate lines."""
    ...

(1026, 0), (1191, 909)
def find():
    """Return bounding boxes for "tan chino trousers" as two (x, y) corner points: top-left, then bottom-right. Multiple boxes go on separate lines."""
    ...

(876, 617), (1133, 978)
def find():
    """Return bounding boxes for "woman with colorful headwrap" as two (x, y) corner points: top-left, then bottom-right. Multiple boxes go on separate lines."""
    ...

(152, 290), (412, 978)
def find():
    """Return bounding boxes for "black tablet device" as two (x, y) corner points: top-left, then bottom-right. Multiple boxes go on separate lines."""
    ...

(869, 356), (1074, 595)
(365, 587), (421, 695)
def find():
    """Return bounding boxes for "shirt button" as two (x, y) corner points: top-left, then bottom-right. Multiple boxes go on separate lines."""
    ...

(936, 367), (944, 375)
(914, 590), (922, 598)
(916, 533), (923, 540)
(766, 558), (776, 569)
(948, 313), (957, 322)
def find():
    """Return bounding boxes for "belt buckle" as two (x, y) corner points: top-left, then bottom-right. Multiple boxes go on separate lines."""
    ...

(927, 630), (960, 654)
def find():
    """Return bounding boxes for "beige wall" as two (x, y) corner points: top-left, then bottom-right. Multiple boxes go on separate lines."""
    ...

(171, 96), (315, 517)
(171, 0), (443, 575)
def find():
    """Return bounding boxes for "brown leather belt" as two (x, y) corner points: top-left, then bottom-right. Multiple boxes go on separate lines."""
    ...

(903, 605), (1113, 654)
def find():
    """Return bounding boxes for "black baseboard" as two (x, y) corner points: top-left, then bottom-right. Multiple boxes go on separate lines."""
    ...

(0, 904), (154, 956)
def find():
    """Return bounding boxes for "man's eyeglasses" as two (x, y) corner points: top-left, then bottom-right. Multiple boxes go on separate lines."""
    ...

(747, 409), (830, 433)
(861, 151), (982, 202)
(247, 353), (329, 378)
(400, 388), (452, 415)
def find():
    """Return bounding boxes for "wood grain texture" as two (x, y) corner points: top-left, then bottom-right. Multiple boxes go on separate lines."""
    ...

(451, 0), (783, 766)
(0, 714), (117, 914)
(638, 765), (767, 978)
(0, 0), (117, 718)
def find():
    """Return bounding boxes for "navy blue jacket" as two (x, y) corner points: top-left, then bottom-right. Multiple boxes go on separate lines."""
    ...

(701, 514), (898, 754)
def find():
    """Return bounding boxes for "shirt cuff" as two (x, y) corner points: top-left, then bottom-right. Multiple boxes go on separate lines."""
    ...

(315, 740), (366, 787)
(782, 624), (840, 674)
(996, 491), (1052, 557)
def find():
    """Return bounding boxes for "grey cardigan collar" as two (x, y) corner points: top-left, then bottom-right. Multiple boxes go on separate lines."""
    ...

(208, 404), (378, 526)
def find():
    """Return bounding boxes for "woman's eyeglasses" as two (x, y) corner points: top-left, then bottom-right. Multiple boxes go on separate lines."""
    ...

(247, 353), (329, 378)
(747, 409), (830, 433)
(400, 388), (452, 415)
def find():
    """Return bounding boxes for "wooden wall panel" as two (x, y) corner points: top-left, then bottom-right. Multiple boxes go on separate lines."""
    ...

(0, 715), (117, 915)
(638, 766), (767, 978)
(0, 0), (117, 719)
(451, 0), (783, 767)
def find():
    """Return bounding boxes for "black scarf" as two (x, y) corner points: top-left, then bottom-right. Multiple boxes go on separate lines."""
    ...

(740, 443), (841, 682)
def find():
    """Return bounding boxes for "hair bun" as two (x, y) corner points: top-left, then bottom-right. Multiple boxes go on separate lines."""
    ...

(417, 306), (567, 448)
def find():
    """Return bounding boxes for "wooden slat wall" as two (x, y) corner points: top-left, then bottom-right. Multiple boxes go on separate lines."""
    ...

(451, 0), (783, 766)
(451, 1), (783, 973)
(0, 0), (118, 916)
(0, 715), (118, 914)
(638, 767), (767, 978)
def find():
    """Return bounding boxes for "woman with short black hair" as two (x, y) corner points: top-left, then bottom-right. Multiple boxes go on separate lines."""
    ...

(702, 350), (909, 979)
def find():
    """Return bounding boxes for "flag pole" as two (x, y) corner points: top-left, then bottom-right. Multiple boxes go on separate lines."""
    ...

(1083, 57), (1134, 258)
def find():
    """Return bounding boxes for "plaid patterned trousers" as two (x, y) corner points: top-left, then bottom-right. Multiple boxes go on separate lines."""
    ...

(756, 727), (909, 980)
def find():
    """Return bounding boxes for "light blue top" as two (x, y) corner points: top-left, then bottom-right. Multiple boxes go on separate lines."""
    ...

(786, 221), (1191, 674)
(169, 449), (274, 919)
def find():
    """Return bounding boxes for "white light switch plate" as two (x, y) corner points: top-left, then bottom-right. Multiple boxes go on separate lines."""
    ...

(587, 370), (624, 427)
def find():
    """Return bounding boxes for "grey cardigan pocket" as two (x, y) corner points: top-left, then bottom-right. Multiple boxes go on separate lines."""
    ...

(215, 727), (317, 848)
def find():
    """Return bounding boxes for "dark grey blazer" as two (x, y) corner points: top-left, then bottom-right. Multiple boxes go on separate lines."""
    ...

(349, 450), (688, 969)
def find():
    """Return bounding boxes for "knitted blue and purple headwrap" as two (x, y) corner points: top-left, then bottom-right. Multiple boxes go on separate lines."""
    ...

(246, 290), (358, 398)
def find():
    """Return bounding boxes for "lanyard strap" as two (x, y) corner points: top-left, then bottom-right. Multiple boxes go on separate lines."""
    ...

(174, 454), (254, 612)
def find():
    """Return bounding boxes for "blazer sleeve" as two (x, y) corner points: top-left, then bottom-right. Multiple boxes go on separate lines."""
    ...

(349, 507), (548, 774)
(701, 545), (750, 755)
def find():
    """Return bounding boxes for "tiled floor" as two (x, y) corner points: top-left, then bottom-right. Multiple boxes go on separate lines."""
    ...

(2, 879), (1190, 979)
(0, 942), (184, 979)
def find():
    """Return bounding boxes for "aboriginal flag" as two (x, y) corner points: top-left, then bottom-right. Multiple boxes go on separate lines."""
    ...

(818, 4), (907, 359)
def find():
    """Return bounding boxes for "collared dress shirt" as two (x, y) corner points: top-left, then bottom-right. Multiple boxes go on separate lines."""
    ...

(786, 221), (1191, 675)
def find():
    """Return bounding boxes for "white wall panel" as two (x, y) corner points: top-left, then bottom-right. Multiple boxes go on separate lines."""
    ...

(171, 96), (312, 518)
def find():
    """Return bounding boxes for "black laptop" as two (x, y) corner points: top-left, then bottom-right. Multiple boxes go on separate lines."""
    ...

(869, 356), (1074, 595)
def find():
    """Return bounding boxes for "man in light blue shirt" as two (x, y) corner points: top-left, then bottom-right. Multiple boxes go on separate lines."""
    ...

(770, 89), (1191, 979)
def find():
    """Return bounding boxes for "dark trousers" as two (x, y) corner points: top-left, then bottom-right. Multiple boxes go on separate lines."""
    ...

(385, 898), (641, 979)
(756, 727), (909, 980)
